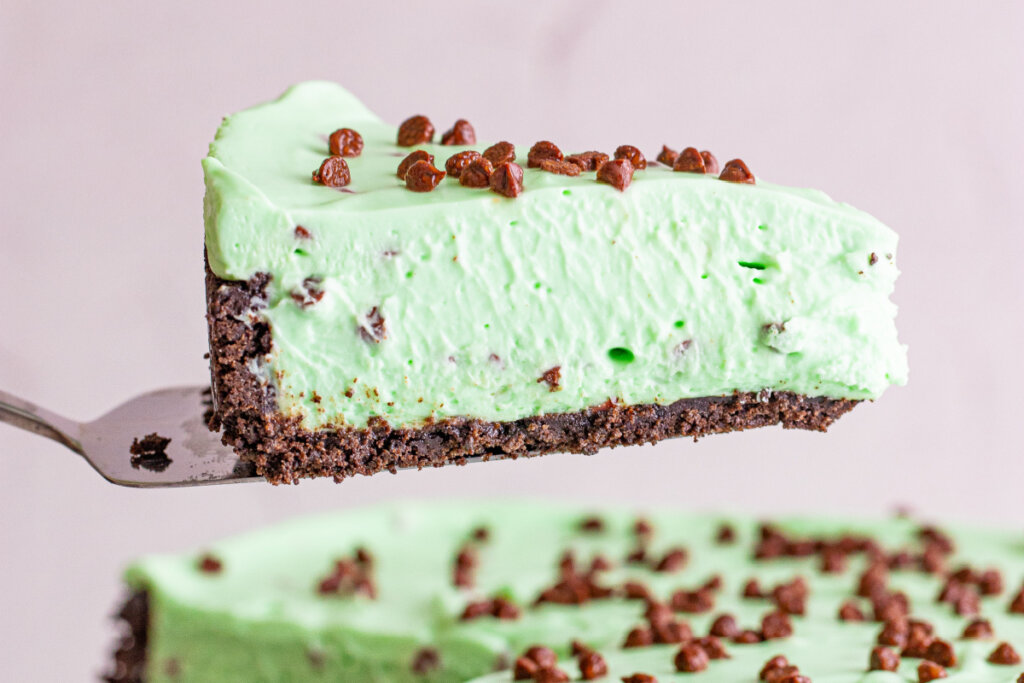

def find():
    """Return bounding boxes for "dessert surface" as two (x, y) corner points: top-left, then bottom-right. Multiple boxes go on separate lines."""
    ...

(204, 82), (906, 436)
(112, 501), (1024, 682)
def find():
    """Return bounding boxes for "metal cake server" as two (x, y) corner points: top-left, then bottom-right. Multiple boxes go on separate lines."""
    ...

(0, 386), (259, 487)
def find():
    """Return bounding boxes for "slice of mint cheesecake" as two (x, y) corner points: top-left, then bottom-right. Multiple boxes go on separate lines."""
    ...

(203, 81), (907, 483)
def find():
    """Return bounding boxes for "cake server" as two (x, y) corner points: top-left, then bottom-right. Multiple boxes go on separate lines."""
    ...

(0, 385), (259, 487)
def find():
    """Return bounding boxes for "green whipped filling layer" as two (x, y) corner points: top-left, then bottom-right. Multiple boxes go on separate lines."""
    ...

(203, 82), (907, 430)
(127, 501), (1024, 683)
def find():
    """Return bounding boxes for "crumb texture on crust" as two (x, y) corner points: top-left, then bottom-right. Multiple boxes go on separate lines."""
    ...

(104, 592), (149, 683)
(206, 263), (856, 485)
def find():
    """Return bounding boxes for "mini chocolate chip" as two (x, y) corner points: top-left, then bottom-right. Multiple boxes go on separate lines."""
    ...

(869, 647), (900, 672)
(440, 119), (476, 145)
(614, 145), (647, 170)
(988, 641), (1021, 665)
(838, 600), (866, 621)
(460, 158), (494, 188)
(580, 516), (604, 532)
(924, 639), (956, 667)
(700, 150), (720, 174)
(538, 366), (562, 392)
(445, 151), (482, 178)
(733, 629), (763, 644)
(528, 141), (563, 168)
(397, 150), (434, 179)
(655, 548), (688, 572)
(566, 151), (609, 171)
(644, 601), (675, 626)
(482, 141), (516, 166)
(761, 610), (793, 640)
(578, 651), (608, 680)
(719, 158), (756, 184)
(405, 160), (446, 192)
(411, 648), (441, 674)
(597, 158), (633, 191)
(710, 614), (740, 638)
(621, 675), (657, 683)
(294, 225), (312, 239)
(673, 147), (706, 173)
(979, 569), (1004, 595)
(670, 588), (714, 613)
(961, 617), (994, 639)
(674, 643), (710, 673)
(716, 524), (736, 544)
(513, 656), (539, 680)
(917, 660), (947, 682)
(694, 636), (729, 660)
(652, 620), (691, 645)
(902, 623), (933, 658)
(759, 655), (790, 680)
(623, 626), (654, 648)
(634, 518), (654, 538)
(471, 525), (490, 542)
(869, 252), (879, 266)
(492, 597), (521, 620)
(397, 115), (434, 146)
(313, 156), (351, 188)
(656, 145), (679, 166)
(590, 555), (612, 572)
(197, 553), (223, 574)
(522, 646), (558, 669)
(820, 547), (848, 573)
(877, 618), (909, 647)
(742, 579), (764, 599)
(622, 581), (651, 600)
(490, 162), (524, 198)
(534, 667), (570, 683)
(328, 128), (363, 157)
(539, 159), (581, 176)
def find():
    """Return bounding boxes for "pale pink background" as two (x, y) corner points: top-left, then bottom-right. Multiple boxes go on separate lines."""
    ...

(1, 2), (1022, 679)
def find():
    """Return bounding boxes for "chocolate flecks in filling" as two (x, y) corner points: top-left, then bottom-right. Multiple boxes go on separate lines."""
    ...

(673, 147), (706, 174)
(445, 150), (481, 178)
(316, 553), (376, 599)
(539, 159), (581, 176)
(411, 647), (441, 674)
(578, 650), (608, 680)
(566, 151), (609, 172)
(656, 145), (678, 166)
(490, 162), (524, 198)
(197, 553), (223, 574)
(527, 141), (563, 168)
(290, 277), (325, 309)
(719, 158), (756, 184)
(674, 642), (710, 672)
(453, 545), (477, 588)
(440, 119), (475, 145)
(538, 366), (562, 392)
(312, 156), (351, 188)
(397, 115), (434, 146)
(614, 145), (647, 170)
(328, 128), (363, 157)
(306, 648), (326, 671)
(397, 150), (434, 179)
(961, 617), (995, 639)
(358, 306), (387, 343)
(460, 157), (494, 188)
(129, 433), (172, 472)
(405, 160), (446, 192)
(987, 641), (1021, 665)
(597, 158), (633, 191)
(294, 225), (312, 239)
(869, 646), (900, 671)
(482, 141), (516, 166)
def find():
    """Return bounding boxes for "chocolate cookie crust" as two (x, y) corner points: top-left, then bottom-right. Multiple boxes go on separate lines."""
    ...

(205, 261), (857, 485)
(104, 592), (149, 683)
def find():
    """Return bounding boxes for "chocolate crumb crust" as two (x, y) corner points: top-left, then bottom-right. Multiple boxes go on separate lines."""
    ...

(104, 592), (149, 683)
(206, 260), (857, 484)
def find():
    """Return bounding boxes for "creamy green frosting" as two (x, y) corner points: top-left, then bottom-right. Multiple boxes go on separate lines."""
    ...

(127, 501), (1024, 682)
(204, 82), (907, 430)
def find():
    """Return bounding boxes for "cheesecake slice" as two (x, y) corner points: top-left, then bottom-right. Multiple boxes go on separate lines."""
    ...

(108, 501), (1024, 682)
(203, 82), (907, 483)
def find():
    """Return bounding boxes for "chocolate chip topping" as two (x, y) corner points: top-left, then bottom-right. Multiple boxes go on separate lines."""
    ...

(397, 115), (435, 146)
(613, 145), (646, 170)
(917, 660), (947, 682)
(710, 613), (740, 638)
(988, 641), (1021, 665)
(460, 157), (494, 188)
(869, 646), (900, 672)
(674, 642), (710, 672)
(405, 160), (446, 192)
(460, 596), (521, 621)
(621, 675), (657, 683)
(440, 119), (476, 145)
(453, 545), (477, 588)
(294, 225), (312, 239)
(445, 151), (482, 178)
(656, 145), (679, 166)
(411, 647), (441, 674)
(528, 141), (564, 168)
(317, 554), (376, 599)
(129, 433), (172, 472)
(733, 629), (763, 645)
(397, 150), (434, 179)
(961, 617), (994, 639)
(759, 655), (790, 680)
(719, 158), (756, 184)
(700, 150), (720, 174)
(743, 579), (765, 599)
(489, 161), (524, 198)
(671, 588), (714, 613)
(328, 128), (363, 157)
(902, 622), (934, 658)
(623, 626), (654, 648)
(596, 158), (634, 191)
(923, 639), (956, 667)
(482, 141), (516, 166)
(358, 306), (387, 343)
(877, 618), (909, 647)
(566, 151), (609, 172)
(197, 553), (223, 574)
(761, 610), (794, 640)
(578, 651), (608, 680)
(655, 547), (688, 573)
(694, 635), (730, 660)
(534, 667), (570, 683)
(538, 159), (581, 176)
(673, 147), (706, 174)
(716, 523), (736, 544)
(313, 156), (351, 188)
(538, 366), (562, 392)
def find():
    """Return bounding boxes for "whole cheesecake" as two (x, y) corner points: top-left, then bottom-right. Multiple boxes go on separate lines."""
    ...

(203, 82), (907, 483)
(108, 502), (1024, 682)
